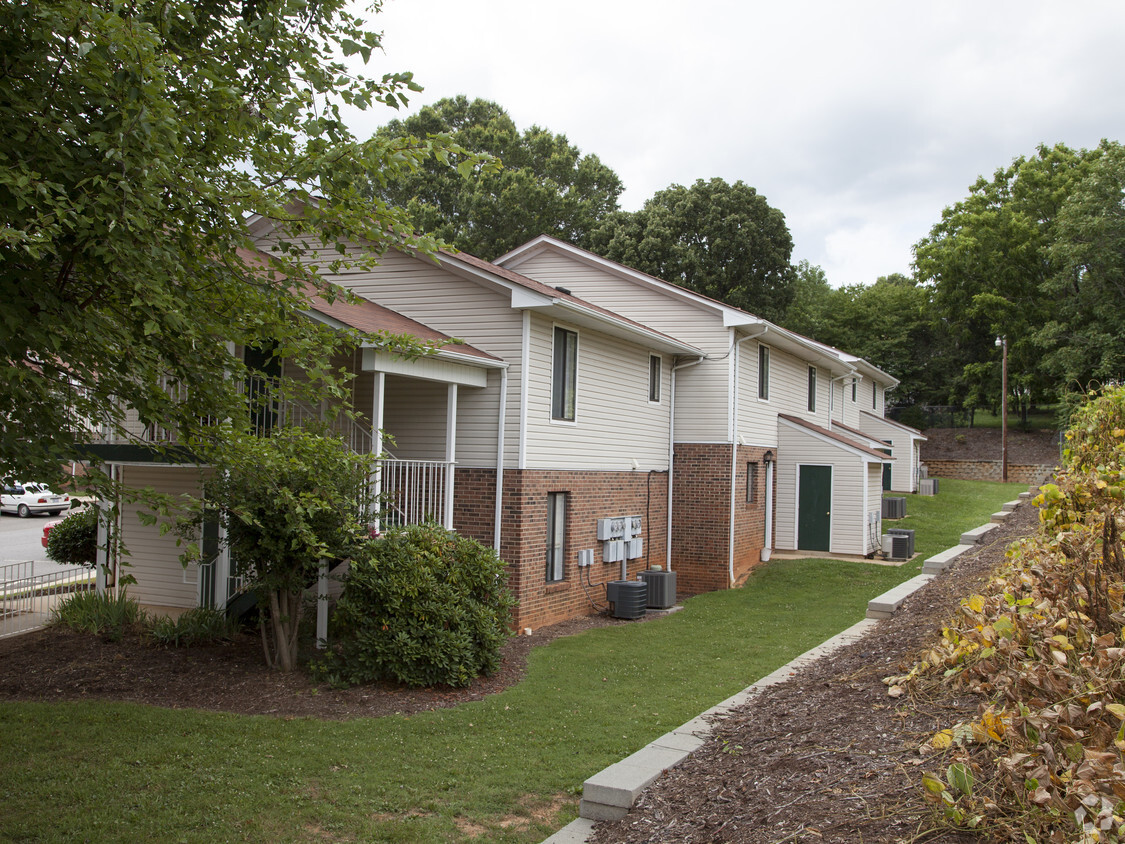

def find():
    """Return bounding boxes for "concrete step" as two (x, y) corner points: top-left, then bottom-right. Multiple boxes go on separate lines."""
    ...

(990, 510), (1009, 523)
(866, 574), (935, 619)
(1002, 499), (1021, 512)
(922, 544), (975, 575)
(960, 522), (1000, 545)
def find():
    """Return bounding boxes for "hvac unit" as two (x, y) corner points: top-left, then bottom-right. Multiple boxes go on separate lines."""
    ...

(882, 534), (911, 561)
(640, 570), (677, 609)
(882, 497), (906, 520)
(919, 478), (939, 496)
(887, 528), (915, 557)
(606, 580), (648, 619)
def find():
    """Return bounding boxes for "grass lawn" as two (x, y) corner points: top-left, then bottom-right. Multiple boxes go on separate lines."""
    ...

(0, 478), (1026, 843)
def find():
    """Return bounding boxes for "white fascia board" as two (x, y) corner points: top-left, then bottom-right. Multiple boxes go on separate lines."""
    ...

(778, 416), (892, 464)
(360, 348), (490, 387)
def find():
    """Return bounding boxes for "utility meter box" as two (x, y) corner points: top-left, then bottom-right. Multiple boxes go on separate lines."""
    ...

(602, 540), (625, 563)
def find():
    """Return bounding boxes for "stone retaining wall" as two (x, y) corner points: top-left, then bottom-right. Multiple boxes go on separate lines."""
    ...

(924, 459), (1055, 485)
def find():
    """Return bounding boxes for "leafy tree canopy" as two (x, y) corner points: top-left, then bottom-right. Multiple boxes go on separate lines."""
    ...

(913, 141), (1119, 412)
(374, 95), (623, 259)
(589, 177), (796, 323)
(0, 0), (476, 486)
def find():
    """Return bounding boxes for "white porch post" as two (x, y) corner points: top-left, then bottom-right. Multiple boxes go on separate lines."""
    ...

(95, 499), (109, 596)
(370, 371), (385, 530)
(444, 383), (458, 530)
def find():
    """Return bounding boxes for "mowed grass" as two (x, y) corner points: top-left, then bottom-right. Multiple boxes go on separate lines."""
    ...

(0, 477), (1027, 843)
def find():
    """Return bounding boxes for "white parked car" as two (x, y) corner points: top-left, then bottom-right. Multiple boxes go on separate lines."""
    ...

(0, 482), (71, 517)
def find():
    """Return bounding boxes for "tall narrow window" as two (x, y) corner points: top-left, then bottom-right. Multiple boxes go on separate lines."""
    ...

(851, 377), (857, 402)
(807, 366), (817, 413)
(552, 327), (577, 421)
(872, 381), (878, 410)
(746, 462), (759, 503)
(758, 344), (770, 400)
(649, 355), (661, 402)
(546, 492), (567, 582)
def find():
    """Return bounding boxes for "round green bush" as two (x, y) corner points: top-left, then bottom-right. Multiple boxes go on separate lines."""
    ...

(45, 506), (97, 568)
(323, 522), (516, 688)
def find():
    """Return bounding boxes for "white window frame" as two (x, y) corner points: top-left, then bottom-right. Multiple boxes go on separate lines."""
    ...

(758, 344), (770, 401)
(807, 365), (817, 413)
(649, 355), (661, 403)
(551, 326), (578, 423)
(546, 492), (567, 582)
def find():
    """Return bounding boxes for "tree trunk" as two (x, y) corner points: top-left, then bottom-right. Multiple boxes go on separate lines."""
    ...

(262, 587), (303, 672)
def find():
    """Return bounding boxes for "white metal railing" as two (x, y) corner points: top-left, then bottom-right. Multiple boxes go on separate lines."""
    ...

(377, 458), (452, 528)
(0, 562), (94, 639)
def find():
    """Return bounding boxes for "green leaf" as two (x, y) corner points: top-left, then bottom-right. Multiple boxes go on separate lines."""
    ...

(946, 762), (974, 797)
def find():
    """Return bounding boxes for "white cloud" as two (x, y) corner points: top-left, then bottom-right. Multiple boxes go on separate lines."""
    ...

(349, 0), (1125, 286)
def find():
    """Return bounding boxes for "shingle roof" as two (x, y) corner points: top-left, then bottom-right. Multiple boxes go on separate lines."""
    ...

(778, 414), (895, 460)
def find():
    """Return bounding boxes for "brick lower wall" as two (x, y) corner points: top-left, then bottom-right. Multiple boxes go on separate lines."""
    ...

(455, 466), (669, 631)
(924, 459), (1056, 485)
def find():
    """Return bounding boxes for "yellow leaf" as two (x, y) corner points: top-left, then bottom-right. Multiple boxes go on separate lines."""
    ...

(966, 595), (986, 613)
(932, 729), (954, 749)
(1106, 703), (1125, 721)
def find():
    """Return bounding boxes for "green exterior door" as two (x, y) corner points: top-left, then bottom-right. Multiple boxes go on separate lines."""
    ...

(878, 447), (892, 491)
(798, 465), (832, 552)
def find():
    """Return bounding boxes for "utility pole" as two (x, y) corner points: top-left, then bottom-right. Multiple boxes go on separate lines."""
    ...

(996, 336), (1008, 482)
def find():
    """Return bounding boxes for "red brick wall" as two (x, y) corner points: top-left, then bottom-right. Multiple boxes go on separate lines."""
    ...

(670, 443), (732, 593)
(731, 445), (771, 585)
(454, 467), (669, 631)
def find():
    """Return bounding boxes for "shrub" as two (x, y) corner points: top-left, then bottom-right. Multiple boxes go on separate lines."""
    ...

(51, 589), (146, 641)
(320, 522), (516, 688)
(45, 506), (97, 568)
(150, 607), (240, 647)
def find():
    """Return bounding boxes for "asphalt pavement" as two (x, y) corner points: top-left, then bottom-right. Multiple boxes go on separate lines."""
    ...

(0, 511), (88, 578)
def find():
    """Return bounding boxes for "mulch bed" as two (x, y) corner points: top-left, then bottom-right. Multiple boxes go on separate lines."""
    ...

(0, 606), (646, 719)
(588, 503), (1040, 844)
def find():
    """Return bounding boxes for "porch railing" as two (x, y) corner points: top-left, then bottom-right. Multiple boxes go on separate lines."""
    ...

(0, 562), (94, 639)
(377, 457), (452, 529)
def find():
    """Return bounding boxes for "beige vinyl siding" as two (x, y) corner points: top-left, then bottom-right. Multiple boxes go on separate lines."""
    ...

(775, 424), (870, 556)
(858, 413), (922, 493)
(766, 346), (814, 421)
(841, 378), (862, 429)
(510, 251), (733, 443)
(737, 341), (776, 447)
(118, 465), (203, 610)
(523, 313), (671, 470)
(866, 463), (884, 555)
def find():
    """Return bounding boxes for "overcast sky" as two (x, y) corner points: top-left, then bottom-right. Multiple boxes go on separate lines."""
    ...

(346, 0), (1125, 286)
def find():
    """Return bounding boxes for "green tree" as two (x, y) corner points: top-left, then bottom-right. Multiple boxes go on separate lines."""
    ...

(0, 0), (479, 488)
(781, 260), (838, 341)
(913, 142), (1115, 416)
(1040, 145), (1125, 392)
(197, 426), (371, 672)
(590, 178), (796, 322)
(374, 95), (623, 259)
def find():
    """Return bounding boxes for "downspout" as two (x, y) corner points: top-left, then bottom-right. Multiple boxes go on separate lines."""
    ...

(727, 327), (768, 585)
(762, 452), (774, 561)
(666, 355), (705, 572)
(493, 366), (508, 552)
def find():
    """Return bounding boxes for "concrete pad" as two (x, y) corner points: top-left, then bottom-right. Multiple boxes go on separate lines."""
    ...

(922, 544), (975, 575)
(960, 522), (1000, 545)
(867, 574), (935, 619)
(541, 818), (597, 843)
(990, 510), (1009, 523)
(1002, 499), (1021, 512)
